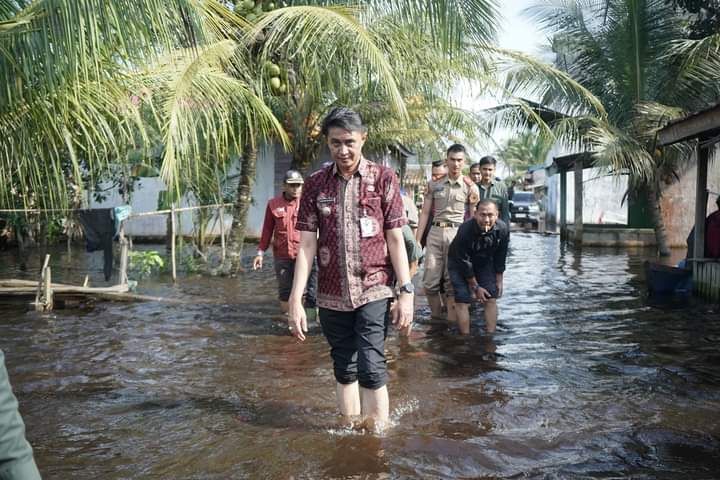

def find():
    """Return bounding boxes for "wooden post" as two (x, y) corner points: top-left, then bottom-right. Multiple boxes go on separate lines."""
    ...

(118, 222), (129, 286)
(693, 144), (708, 263)
(574, 158), (584, 245)
(34, 254), (51, 311)
(219, 206), (226, 262)
(560, 170), (567, 240)
(171, 202), (177, 282)
(44, 266), (53, 311)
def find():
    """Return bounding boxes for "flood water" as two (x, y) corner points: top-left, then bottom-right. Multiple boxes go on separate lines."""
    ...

(2, 233), (720, 479)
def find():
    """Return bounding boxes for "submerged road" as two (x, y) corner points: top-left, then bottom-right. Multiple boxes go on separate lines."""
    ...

(2, 232), (719, 478)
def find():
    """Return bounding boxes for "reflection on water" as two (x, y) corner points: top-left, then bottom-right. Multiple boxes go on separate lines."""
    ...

(2, 234), (720, 479)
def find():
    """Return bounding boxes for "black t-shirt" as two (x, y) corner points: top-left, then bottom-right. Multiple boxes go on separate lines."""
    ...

(448, 219), (509, 279)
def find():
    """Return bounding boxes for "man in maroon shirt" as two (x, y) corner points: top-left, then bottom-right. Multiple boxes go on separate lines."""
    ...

(253, 170), (317, 315)
(287, 107), (414, 431)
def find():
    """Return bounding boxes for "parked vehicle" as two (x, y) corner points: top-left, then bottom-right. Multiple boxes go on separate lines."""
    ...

(509, 191), (540, 226)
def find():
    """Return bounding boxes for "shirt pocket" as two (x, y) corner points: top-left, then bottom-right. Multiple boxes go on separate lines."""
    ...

(433, 188), (447, 200)
(316, 196), (337, 225)
(362, 196), (383, 217)
(271, 207), (287, 219)
(454, 191), (468, 203)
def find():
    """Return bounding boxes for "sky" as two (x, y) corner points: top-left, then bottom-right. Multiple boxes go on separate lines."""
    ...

(497, 0), (549, 56)
(465, 0), (552, 161)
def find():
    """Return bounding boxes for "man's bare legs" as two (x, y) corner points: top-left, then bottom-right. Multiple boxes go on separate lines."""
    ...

(360, 385), (389, 431)
(426, 292), (444, 320)
(454, 299), (497, 334)
(336, 382), (389, 432)
(337, 382), (360, 418)
(483, 299), (497, 333)
(454, 302), (471, 335)
(446, 297), (457, 324)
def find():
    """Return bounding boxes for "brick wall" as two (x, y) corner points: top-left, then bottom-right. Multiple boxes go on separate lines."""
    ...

(661, 146), (720, 248)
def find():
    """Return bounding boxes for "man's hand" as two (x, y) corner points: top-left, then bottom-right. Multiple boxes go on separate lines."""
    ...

(287, 298), (308, 341)
(252, 255), (263, 270)
(473, 286), (492, 304)
(392, 293), (414, 331)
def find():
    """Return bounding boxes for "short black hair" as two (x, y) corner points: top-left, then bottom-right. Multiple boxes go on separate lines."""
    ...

(431, 159), (445, 168)
(469, 162), (481, 171)
(479, 155), (497, 166)
(446, 143), (466, 156)
(321, 107), (367, 136)
(476, 198), (499, 210)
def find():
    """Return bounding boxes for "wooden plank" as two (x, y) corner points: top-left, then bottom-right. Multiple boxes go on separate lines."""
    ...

(657, 104), (720, 146)
(1, 285), (129, 294)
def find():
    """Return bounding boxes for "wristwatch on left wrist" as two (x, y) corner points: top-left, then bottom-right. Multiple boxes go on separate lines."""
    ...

(398, 282), (415, 295)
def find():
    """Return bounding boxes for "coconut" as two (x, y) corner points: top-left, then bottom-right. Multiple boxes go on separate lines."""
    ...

(246, 13), (257, 21)
(267, 63), (281, 77)
(242, 0), (254, 9)
(278, 83), (287, 94)
(269, 77), (282, 90)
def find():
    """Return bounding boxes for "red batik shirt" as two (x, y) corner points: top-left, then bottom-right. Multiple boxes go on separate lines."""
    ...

(258, 194), (301, 260)
(297, 158), (407, 311)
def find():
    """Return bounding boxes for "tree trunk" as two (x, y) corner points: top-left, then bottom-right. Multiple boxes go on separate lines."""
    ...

(16, 226), (27, 271)
(227, 142), (258, 274)
(165, 213), (172, 253)
(646, 181), (671, 257)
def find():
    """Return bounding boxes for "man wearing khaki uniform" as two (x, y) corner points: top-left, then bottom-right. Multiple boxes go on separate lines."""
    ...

(416, 144), (479, 325)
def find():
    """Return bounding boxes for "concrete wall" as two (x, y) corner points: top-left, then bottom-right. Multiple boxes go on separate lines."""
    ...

(89, 143), (280, 239)
(86, 141), (449, 241)
(545, 167), (628, 227)
(660, 146), (720, 248)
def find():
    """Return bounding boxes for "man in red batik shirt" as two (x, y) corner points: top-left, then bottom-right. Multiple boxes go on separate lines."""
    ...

(253, 170), (317, 316)
(287, 107), (413, 432)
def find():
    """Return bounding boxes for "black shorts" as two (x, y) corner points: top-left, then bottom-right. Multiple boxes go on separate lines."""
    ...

(319, 299), (391, 390)
(274, 257), (317, 307)
(448, 261), (498, 304)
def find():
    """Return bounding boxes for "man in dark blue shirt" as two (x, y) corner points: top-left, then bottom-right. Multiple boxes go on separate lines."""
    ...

(447, 199), (509, 334)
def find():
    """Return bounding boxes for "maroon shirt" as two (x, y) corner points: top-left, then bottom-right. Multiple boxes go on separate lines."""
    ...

(258, 194), (300, 260)
(297, 158), (407, 311)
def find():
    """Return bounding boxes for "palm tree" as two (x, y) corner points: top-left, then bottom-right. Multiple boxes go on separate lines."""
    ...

(498, 132), (553, 180)
(506, 0), (720, 255)
(0, 1), (286, 219)
(1, 0), (604, 271)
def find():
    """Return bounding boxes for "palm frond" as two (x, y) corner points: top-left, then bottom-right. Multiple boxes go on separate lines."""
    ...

(144, 40), (289, 200)
(248, 6), (407, 118)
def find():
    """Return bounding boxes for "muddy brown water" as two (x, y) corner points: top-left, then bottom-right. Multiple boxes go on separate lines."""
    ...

(1, 233), (720, 479)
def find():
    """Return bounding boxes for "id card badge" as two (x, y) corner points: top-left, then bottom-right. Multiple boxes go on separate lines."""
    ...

(360, 216), (378, 238)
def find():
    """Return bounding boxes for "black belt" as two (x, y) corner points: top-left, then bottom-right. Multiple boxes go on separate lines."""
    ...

(432, 221), (460, 228)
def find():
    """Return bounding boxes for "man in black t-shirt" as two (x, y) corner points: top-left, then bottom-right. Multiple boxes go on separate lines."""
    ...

(448, 199), (509, 334)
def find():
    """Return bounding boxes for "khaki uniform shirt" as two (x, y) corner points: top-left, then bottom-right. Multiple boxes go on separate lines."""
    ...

(426, 175), (479, 224)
